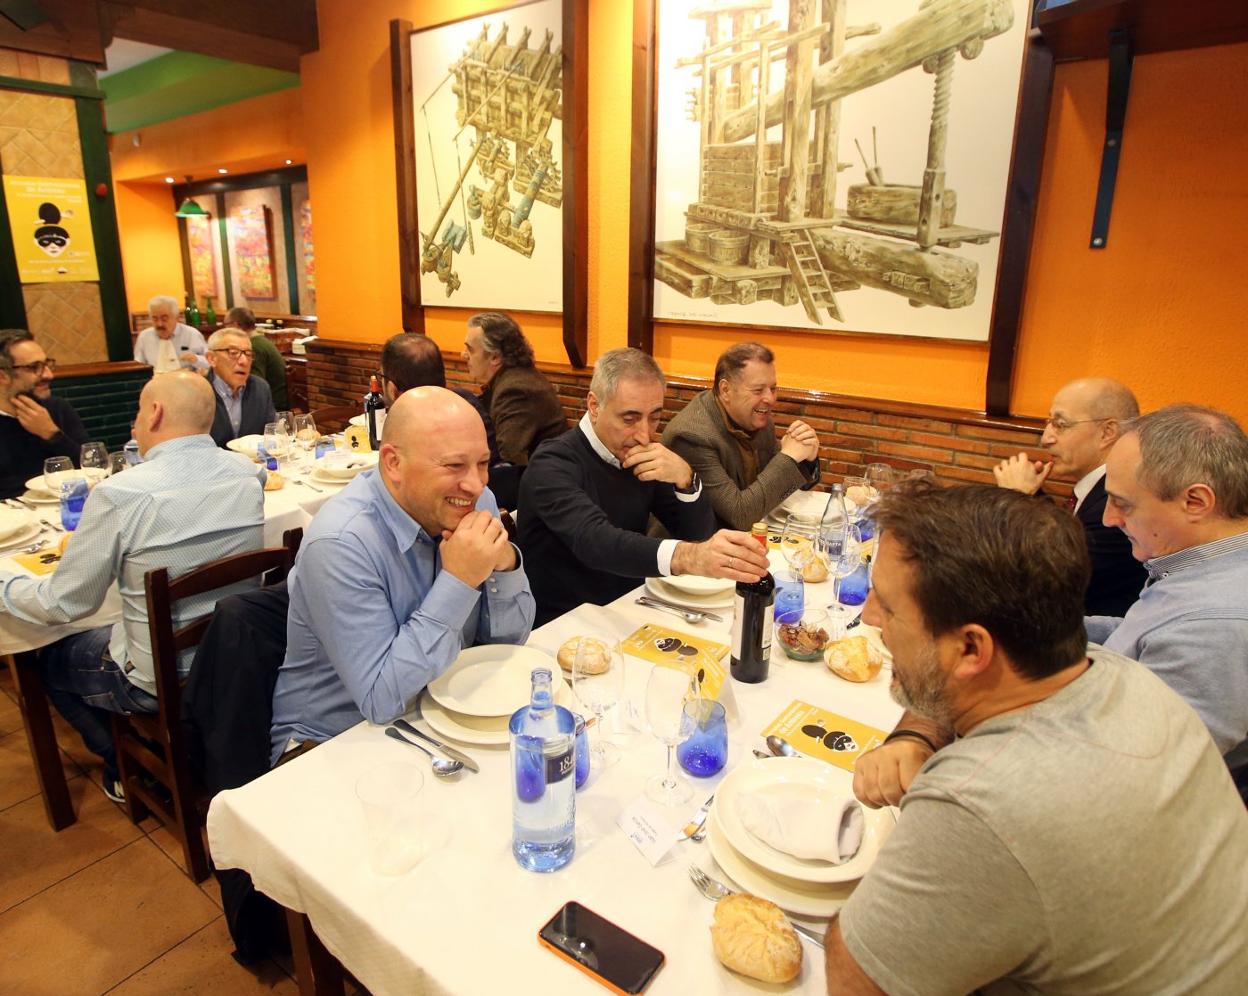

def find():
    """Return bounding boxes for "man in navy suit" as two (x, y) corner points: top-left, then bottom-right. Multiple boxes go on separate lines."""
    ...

(994, 378), (1146, 617)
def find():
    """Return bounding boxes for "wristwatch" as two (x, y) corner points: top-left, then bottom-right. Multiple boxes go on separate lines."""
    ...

(675, 472), (701, 495)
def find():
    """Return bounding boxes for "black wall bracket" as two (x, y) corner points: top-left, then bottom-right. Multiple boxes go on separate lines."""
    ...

(1090, 28), (1133, 249)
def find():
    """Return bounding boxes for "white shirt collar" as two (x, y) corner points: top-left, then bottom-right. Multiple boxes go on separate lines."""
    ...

(578, 412), (621, 470)
(1072, 464), (1107, 512)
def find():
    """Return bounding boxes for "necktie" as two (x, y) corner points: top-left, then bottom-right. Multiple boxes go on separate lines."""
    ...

(1065, 494), (1077, 512)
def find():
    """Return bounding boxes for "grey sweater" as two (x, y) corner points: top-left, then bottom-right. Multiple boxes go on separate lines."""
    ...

(1086, 532), (1248, 756)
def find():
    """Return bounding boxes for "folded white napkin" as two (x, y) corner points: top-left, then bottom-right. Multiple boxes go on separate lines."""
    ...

(736, 783), (865, 864)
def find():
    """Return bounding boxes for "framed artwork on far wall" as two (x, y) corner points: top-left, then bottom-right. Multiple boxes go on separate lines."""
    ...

(629, 0), (1037, 347)
(230, 203), (277, 300)
(186, 213), (217, 301)
(390, 0), (588, 365)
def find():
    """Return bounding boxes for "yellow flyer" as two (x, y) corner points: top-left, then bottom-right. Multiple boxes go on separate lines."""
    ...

(3, 175), (98, 283)
(761, 700), (886, 773)
(621, 623), (728, 701)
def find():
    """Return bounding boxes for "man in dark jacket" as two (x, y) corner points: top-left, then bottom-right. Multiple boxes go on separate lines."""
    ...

(463, 312), (566, 465)
(518, 348), (770, 625)
(0, 328), (87, 499)
(205, 328), (277, 447)
(993, 377), (1146, 616)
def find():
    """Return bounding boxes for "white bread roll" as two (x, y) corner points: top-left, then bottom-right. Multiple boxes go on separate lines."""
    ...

(710, 893), (802, 984)
(557, 636), (611, 674)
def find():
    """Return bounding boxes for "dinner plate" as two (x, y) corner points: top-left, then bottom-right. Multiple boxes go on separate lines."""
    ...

(420, 684), (575, 746)
(316, 451), (379, 480)
(660, 573), (735, 597)
(348, 414), (367, 427)
(18, 490), (60, 506)
(644, 576), (735, 610)
(426, 644), (564, 717)
(309, 468), (352, 486)
(707, 806), (858, 919)
(767, 490), (857, 528)
(24, 469), (105, 496)
(0, 521), (41, 553)
(714, 756), (892, 884)
(0, 506), (33, 542)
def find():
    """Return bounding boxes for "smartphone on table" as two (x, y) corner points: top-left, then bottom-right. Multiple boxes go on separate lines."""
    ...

(538, 901), (665, 994)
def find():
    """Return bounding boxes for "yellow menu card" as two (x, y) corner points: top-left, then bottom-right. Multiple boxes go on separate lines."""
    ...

(621, 623), (729, 701)
(13, 550), (60, 576)
(761, 700), (887, 773)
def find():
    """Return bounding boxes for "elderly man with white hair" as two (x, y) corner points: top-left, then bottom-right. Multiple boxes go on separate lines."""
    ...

(205, 327), (277, 447)
(132, 295), (208, 373)
(0, 371), (264, 802)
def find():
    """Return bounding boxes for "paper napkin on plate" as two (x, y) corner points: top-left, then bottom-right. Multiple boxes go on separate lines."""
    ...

(736, 783), (865, 864)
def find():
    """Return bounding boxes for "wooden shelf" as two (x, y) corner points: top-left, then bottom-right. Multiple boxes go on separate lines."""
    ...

(1036, 0), (1248, 62)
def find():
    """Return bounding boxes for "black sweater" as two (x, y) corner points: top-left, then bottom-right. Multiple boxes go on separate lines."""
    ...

(0, 396), (87, 499)
(517, 427), (716, 625)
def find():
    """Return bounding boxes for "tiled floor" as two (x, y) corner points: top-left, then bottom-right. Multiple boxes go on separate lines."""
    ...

(0, 663), (297, 995)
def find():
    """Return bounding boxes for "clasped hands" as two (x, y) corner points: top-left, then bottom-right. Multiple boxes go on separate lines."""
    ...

(440, 510), (516, 588)
(780, 418), (820, 463)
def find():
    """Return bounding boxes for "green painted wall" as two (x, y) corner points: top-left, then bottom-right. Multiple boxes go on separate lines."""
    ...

(100, 52), (299, 134)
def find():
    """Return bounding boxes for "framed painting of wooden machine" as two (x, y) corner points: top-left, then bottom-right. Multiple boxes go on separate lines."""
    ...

(390, 0), (588, 366)
(633, 0), (1031, 343)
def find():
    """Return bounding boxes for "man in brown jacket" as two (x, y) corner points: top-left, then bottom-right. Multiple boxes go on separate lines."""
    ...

(663, 342), (821, 530)
(462, 312), (566, 466)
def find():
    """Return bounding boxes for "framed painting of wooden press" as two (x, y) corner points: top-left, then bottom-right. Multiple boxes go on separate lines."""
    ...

(630, 0), (1033, 345)
(390, 0), (588, 366)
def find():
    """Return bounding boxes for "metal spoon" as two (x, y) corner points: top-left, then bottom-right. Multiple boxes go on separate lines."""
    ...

(384, 727), (464, 776)
(766, 735), (801, 759)
(634, 596), (705, 625)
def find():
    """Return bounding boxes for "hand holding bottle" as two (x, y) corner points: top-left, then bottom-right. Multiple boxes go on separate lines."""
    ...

(441, 510), (511, 587)
(672, 529), (770, 582)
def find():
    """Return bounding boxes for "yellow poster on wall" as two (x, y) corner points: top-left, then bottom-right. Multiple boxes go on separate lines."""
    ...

(3, 175), (99, 283)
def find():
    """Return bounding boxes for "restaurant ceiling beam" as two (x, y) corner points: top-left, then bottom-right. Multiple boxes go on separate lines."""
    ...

(0, 0), (106, 63)
(100, 0), (318, 73)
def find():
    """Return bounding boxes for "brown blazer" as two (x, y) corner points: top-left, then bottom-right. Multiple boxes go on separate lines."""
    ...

(662, 389), (819, 530)
(481, 364), (567, 465)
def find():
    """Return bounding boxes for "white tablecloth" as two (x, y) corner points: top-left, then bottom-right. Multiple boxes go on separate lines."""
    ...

(208, 563), (902, 995)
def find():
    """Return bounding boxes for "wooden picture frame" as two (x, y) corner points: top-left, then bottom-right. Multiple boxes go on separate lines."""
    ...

(390, 0), (588, 366)
(628, 0), (1055, 413)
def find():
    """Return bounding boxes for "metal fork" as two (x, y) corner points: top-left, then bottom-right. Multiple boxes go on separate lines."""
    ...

(292, 478), (324, 494)
(687, 866), (826, 948)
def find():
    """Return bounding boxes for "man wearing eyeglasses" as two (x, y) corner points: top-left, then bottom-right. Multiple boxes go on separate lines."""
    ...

(205, 328), (276, 447)
(993, 378), (1146, 617)
(0, 328), (87, 500)
(133, 295), (207, 373)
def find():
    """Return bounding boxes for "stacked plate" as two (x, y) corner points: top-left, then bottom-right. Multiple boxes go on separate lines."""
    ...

(765, 489), (857, 532)
(0, 506), (39, 553)
(23, 469), (105, 505)
(644, 574), (735, 610)
(309, 450), (379, 486)
(420, 645), (568, 746)
(707, 756), (895, 917)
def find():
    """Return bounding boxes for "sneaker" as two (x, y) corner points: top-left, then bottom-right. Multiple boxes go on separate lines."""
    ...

(103, 777), (126, 804)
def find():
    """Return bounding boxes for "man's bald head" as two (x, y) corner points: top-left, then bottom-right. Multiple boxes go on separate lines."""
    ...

(1041, 377), (1139, 480)
(379, 386), (491, 534)
(1057, 378), (1139, 423)
(134, 370), (215, 455)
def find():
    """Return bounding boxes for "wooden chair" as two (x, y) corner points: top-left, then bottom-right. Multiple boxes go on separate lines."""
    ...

(308, 404), (359, 434)
(112, 528), (302, 882)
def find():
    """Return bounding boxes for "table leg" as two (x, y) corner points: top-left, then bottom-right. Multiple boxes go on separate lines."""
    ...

(7, 651), (75, 830)
(285, 908), (345, 996)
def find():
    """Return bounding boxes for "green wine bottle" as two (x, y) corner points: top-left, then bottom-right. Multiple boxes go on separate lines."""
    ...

(203, 296), (217, 326)
(185, 294), (201, 328)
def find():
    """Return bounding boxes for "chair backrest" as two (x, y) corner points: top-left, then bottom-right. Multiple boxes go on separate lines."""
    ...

(144, 528), (302, 723)
(309, 403), (360, 434)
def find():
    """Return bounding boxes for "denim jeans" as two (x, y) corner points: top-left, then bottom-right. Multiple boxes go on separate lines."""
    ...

(39, 626), (158, 779)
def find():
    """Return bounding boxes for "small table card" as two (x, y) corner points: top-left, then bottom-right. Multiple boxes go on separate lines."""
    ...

(616, 795), (684, 866)
(761, 700), (886, 773)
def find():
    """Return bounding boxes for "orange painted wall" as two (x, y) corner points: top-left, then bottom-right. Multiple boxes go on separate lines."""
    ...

(113, 179), (184, 315)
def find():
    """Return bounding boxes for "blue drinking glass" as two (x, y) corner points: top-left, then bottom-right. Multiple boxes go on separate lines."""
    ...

(774, 572), (805, 624)
(838, 561), (871, 607)
(677, 700), (727, 777)
(574, 714), (590, 790)
(59, 478), (88, 531)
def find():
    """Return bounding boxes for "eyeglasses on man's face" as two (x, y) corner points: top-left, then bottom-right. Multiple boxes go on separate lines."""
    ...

(211, 347), (254, 361)
(8, 358), (56, 375)
(1044, 416), (1106, 434)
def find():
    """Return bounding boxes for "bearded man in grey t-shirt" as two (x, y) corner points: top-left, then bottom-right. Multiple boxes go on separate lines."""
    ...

(824, 483), (1248, 996)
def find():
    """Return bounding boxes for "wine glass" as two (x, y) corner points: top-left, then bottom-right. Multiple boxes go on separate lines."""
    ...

(293, 414), (318, 469)
(571, 638), (624, 769)
(780, 513), (818, 577)
(107, 452), (127, 476)
(80, 441), (108, 483)
(275, 410), (294, 436)
(263, 420), (291, 465)
(866, 463), (895, 493)
(819, 519), (864, 629)
(643, 665), (697, 806)
(43, 456), (72, 493)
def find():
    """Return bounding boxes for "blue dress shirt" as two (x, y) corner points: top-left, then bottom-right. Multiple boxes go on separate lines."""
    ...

(270, 469), (535, 759)
(0, 435), (265, 693)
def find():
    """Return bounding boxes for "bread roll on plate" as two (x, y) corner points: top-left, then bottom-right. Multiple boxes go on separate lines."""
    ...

(710, 893), (802, 984)
(557, 636), (611, 674)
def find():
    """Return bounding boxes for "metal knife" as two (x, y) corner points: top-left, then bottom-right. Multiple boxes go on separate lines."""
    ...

(679, 793), (716, 841)
(636, 593), (724, 623)
(392, 717), (479, 773)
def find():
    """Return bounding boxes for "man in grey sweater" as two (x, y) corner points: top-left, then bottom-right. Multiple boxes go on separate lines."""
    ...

(1088, 404), (1248, 760)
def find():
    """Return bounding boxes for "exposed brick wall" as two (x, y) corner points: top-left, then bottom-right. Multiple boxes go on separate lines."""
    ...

(50, 362), (151, 449)
(304, 338), (1062, 494)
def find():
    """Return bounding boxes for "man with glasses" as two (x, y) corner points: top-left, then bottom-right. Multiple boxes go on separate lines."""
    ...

(205, 328), (276, 447)
(133, 295), (207, 373)
(993, 378), (1146, 616)
(0, 328), (87, 499)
